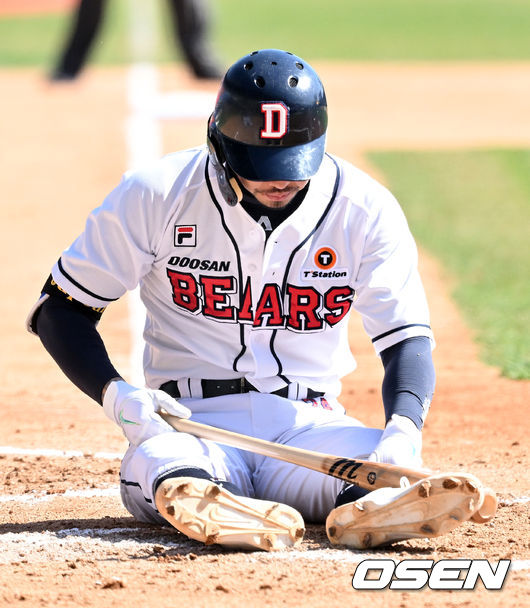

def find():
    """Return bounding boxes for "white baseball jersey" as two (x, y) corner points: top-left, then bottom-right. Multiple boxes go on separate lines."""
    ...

(50, 146), (433, 398)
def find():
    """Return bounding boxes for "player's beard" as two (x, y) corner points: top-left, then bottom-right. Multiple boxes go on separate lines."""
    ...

(251, 184), (306, 208)
(235, 174), (309, 208)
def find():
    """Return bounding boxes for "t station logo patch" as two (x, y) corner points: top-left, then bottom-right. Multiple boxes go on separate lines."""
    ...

(301, 246), (348, 280)
(315, 247), (337, 269)
(174, 225), (197, 247)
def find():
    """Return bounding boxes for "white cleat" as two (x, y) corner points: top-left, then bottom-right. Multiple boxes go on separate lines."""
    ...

(326, 473), (485, 549)
(155, 477), (305, 551)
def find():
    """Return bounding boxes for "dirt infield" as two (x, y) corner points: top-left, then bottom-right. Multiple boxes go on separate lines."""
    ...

(1, 63), (529, 607)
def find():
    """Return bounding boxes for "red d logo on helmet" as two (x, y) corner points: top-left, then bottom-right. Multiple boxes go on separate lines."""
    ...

(260, 102), (288, 139)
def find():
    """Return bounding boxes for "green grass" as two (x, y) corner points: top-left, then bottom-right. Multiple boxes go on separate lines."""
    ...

(1, 0), (530, 68)
(215, 0), (530, 62)
(367, 149), (530, 379)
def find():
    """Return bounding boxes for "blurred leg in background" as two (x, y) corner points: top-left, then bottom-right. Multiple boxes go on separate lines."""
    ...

(50, 0), (222, 82)
(50, 0), (106, 81)
(167, 0), (223, 79)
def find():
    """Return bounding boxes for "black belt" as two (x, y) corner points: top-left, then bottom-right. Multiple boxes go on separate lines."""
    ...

(160, 378), (324, 400)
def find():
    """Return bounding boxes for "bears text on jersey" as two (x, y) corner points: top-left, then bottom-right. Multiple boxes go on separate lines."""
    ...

(166, 269), (355, 332)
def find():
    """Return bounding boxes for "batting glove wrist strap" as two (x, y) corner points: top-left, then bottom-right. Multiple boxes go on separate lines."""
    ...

(369, 414), (423, 468)
(102, 380), (191, 446)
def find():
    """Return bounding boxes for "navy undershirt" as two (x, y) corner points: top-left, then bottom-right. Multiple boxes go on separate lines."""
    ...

(35, 293), (120, 404)
(239, 181), (309, 239)
(380, 336), (435, 429)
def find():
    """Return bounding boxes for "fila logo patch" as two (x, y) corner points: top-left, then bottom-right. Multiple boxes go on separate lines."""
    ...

(174, 225), (197, 247)
(260, 102), (288, 139)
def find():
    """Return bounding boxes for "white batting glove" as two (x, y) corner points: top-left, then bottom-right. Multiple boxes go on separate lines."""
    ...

(369, 414), (423, 469)
(102, 380), (192, 447)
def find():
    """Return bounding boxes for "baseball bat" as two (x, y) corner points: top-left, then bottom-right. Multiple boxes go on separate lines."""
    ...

(160, 414), (497, 523)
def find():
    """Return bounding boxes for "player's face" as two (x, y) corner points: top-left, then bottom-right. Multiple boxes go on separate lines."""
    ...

(237, 176), (309, 208)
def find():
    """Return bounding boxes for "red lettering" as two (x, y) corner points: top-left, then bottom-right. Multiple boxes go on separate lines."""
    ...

(238, 277), (254, 323)
(323, 286), (354, 326)
(200, 276), (236, 320)
(286, 285), (323, 331)
(253, 284), (284, 327)
(166, 270), (200, 313)
(166, 270), (354, 332)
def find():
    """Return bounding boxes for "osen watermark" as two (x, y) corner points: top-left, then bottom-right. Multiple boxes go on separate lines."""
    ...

(351, 558), (511, 591)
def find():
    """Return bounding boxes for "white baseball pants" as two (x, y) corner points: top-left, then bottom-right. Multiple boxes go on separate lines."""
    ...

(119, 392), (382, 523)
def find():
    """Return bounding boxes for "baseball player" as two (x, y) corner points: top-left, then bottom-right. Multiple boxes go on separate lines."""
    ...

(27, 49), (483, 551)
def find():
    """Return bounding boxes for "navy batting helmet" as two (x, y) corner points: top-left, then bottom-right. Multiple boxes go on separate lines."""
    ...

(207, 49), (327, 203)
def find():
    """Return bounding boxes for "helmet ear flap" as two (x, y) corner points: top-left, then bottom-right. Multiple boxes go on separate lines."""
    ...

(207, 117), (242, 207)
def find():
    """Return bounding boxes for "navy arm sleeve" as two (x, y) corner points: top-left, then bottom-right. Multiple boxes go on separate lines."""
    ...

(33, 278), (121, 404)
(380, 336), (435, 430)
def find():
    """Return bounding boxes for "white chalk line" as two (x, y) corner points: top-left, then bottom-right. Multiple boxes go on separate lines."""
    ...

(0, 487), (121, 504)
(1, 526), (529, 571)
(125, 62), (162, 386)
(500, 496), (530, 506)
(0, 446), (122, 459)
(0, 527), (187, 565)
(129, 86), (216, 121)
